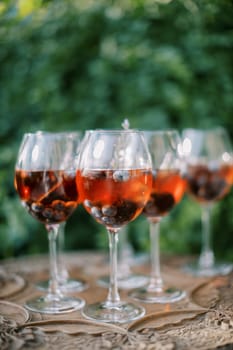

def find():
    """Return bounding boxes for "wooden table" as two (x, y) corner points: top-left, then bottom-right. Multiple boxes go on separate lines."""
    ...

(1, 252), (233, 349)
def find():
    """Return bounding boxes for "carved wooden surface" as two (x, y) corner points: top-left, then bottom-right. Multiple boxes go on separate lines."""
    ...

(1, 252), (233, 349)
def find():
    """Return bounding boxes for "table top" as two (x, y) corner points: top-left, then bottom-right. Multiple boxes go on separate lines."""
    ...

(0, 252), (233, 350)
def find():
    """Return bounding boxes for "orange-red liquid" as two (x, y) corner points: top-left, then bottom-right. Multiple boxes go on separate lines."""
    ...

(143, 169), (186, 221)
(186, 164), (233, 203)
(15, 170), (78, 224)
(76, 169), (152, 230)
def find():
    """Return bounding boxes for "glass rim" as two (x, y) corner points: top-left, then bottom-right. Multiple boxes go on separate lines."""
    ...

(141, 129), (180, 135)
(84, 128), (141, 133)
(20, 131), (83, 141)
(22, 130), (82, 135)
(182, 126), (226, 134)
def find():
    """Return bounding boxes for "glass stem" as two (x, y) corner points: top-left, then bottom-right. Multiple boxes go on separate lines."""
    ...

(57, 222), (69, 283)
(148, 221), (163, 292)
(118, 226), (132, 277)
(106, 230), (121, 307)
(199, 205), (215, 269)
(46, 224), (63, 299)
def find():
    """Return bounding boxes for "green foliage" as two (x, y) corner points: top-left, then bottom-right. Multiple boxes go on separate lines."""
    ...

(0, 0), (232, 259)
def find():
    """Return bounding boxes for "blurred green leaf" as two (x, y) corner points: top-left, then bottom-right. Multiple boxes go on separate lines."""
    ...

(0, 0), (232, 259)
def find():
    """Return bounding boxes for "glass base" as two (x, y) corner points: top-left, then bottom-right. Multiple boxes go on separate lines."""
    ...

(25, 295), (85, 314)
(183, 261), (233, 277)
(82, 301), (145, 324)
(97, 274), (148, 290)
(36, 278), (88, 293)
(129, 286), (186, 304)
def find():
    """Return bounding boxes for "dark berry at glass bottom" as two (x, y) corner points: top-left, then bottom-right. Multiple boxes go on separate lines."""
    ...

(77, 169), (152, 230)
(15, 169), (79, 224)
(185, 164), (233, 204)
(143, 169), (186, 222)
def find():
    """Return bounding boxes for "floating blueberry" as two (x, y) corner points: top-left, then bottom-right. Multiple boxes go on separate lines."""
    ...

(113, 170), (130, 182)
(102, 205), (117, 217)
(42, 208), (54, 219)
(91, 206), (102, 218)
(53, 210), (66, 221)
(102, 216), (116, 225)
(31, 202), (44, 213)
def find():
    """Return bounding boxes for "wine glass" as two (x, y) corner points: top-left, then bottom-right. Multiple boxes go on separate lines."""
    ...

(76, 129), (152, 323)
(35, 131), (88, 293)
(14, 132), (85, 314)
(130, 130), (187, 303)
(182, 127), (233, 277)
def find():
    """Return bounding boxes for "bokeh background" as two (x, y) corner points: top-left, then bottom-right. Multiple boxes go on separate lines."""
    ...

(0, 0), (232, 261)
